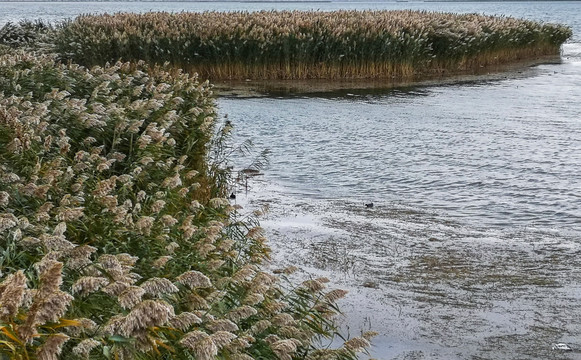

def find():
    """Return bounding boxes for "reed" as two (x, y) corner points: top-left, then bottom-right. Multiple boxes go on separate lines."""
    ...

(54, 10), (572, 80)
(0, 52), (365, 359)
(0, 20), (53, 48)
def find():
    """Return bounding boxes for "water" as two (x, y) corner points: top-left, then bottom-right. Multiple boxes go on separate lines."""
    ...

(3, 2), (581, 359)
(216, 4), (581, 356)
(214, 2), (581, 235)
(222, 58), (581, 231)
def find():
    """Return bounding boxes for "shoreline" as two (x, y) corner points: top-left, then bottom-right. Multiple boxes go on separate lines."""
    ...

(213, 54), (561, 97)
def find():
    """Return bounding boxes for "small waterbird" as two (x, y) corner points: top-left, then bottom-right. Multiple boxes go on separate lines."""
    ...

(365, 202), (373, 208)
(229, 192), (236, 200)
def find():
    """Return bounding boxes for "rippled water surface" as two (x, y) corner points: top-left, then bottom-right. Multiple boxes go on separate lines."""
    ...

(216, 5), (581, 357)
(222, 53), (581, 231)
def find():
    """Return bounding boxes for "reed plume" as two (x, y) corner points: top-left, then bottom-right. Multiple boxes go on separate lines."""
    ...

(0, 50), (367, 359)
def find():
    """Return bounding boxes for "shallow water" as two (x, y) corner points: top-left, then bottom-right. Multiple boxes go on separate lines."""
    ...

(221, 44), (581, 356)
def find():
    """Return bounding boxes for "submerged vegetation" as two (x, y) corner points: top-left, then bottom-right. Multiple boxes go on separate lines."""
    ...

(54, 10), (572, 80)
(0, 52), (373, 359)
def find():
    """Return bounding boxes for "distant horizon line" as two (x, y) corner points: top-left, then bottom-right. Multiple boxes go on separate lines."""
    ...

(1, 0), (580, 2)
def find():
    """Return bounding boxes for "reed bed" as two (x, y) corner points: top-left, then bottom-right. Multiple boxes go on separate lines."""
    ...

(0, 21), (53, 49)
(0, 52), (369, 359)
(55, 10), (572, 80)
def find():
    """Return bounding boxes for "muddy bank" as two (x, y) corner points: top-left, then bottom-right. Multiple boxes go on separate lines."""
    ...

(233, 178), (581, 360)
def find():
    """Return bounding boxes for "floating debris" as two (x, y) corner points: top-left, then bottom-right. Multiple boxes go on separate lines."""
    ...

(552, 343), (572, 351)
(362, 281), (379, 289)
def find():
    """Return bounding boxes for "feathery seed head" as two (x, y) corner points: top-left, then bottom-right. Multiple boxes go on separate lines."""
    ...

(0, 270), (27, 321)
(180, 331), (218, 360)
(118, 286), (146, 309)
(72, 339), (101, 358)
(169, 311), (203, 331)
(325, 289), (348, 302)
(343, 336), (371, 351)
(140, 277), (179, 297)
(152, 255), (172, 269)
(72, 276), (109, 296)
(120, 300), (174, 337)
(207, 319), (239, 333)
(227, 305), (258, 322)
(176, 270), (212, 289)
(36, 333), (69, 360)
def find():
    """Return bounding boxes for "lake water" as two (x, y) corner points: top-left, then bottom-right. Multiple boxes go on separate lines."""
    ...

(2, 2), (581, 359)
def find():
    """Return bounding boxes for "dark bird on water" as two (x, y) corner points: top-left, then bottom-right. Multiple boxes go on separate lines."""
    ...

(229, 192), (236, 200)
(365, 202), (373, 208)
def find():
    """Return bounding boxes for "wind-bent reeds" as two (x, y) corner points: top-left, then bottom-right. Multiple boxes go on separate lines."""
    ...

(0, 20), (54, 49)
(0, 52), (364, 359)
(54, 10), (572, 80)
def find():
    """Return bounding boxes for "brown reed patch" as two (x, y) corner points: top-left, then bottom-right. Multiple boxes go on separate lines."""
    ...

(54, 10), (572, 81)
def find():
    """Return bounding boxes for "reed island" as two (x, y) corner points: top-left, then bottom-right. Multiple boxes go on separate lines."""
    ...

(55, 10), (572, 80)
